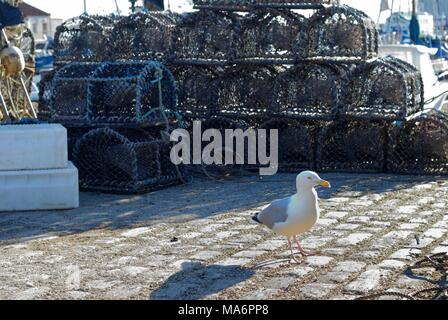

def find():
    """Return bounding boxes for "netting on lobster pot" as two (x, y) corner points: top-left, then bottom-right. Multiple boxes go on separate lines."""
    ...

(172, 10), (240, 65)
(193, 0), (253, 11)
(217, 65), (281, 118)
(272, 62), (345, 120)
(73, 127), (182, 193)
(387, 111), (448, 174)
(342, 56), (424, 120)
(316, 120), (389, 172)
(259, 118), (317, 172)
(87, 61), (177, 125)
(234, 9), (305, 64)
(172, 65), (222, 120)
(54, 15), (115, 64)
(254, 0), (337, 9)
(108, 12), (179, 61)
(42, 63), (100, 123)
(37, 70), (56, 121)
(296, 5), (378, 60)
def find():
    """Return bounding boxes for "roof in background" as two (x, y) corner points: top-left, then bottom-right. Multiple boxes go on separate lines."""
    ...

(18, 2), (50, 18)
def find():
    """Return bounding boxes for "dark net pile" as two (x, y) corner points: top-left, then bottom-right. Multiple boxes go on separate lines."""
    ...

(42, 1), (448, 186)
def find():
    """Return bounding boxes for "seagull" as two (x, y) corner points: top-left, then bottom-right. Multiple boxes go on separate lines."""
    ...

(252, 171), (331, 263)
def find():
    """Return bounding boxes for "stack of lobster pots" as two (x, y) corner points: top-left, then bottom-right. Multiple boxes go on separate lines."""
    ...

(171, 0), (448, 175)
(40, 0), (448, 194)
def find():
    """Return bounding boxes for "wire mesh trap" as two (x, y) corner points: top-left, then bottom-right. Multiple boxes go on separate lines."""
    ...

(296, 5), (378, 60)
(172, 65), (222, 120)
(254, 0), (338, 9)
(172, 10), (240, 65)
(272, 62), (347, 120)
(108, 12), (179, 61)
(73, 127), (184, 193)
(234, 9), (305, 64)
(54, 15), (116, 65)
(41, 61), (177, 126)
(193, 0), (253, 11)
(259, 118), (316, 171)
(342, 56), (424, 120)
(217, 65), (281, 118)
(315, 120), (389, 173)
(387, 111), (448, 175)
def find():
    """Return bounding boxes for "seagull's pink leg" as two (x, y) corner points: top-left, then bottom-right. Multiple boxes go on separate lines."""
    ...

(288, 237), (302, 264)
(294, 235), (314, 257)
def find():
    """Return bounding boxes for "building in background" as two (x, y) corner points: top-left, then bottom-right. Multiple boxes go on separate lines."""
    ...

(382, 11), (435, 43)
(419, 0), (448, 34)
(18, 2), (62, 40)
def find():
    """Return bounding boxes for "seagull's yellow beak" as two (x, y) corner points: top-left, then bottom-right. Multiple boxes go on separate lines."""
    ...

(318, 180), (331, 188)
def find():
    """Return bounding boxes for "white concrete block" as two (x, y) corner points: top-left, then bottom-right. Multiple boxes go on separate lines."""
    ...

(0, 162), (79, 212)
(0, 124), (67, 171)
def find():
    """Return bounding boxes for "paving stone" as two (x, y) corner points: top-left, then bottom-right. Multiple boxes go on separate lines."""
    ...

(122, 266), (148, 276)
(377, 259), (407, 270)
(321, 248), (348, 256)
(390, 248), (421, 261)
(432, 246), (448, 254)
(333, 261), (366, 273)
(279, 266), (314, 277)
(347, 216), (371, 223)
(300, 237), (333, 249)
(305, 256), (334, 267)
(345, 269), (391, 294)
(325, 211), (350, 219)
(121, 227), (152, 238)
(218, 257), (252, 267)
(264, 276), (296, 289)
(334, 224), (360, 231)
(316, 218), (338, 227)
(300, 283), (338, 299)
(241, 288), (278, 300)
(320, 271), (355, 284)
(423, 228), (447, 239)
(233, 250), (267, 259)
(397, 206), (419, 214)
(254, 240), (285, 251)
(337, 233), (373, 246)
(399, 223), (422, 230)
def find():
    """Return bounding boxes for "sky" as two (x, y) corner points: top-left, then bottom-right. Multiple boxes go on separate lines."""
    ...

(24, 0), (408, 22)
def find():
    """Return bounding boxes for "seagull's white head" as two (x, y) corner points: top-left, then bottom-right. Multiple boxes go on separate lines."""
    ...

(296, 171), (331, 192)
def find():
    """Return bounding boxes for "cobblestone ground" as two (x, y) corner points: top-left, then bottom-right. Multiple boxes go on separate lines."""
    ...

(0, 173), (447, 300)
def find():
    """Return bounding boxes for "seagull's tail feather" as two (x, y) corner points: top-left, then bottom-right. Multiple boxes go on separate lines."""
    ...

(252, 213), (261, 224)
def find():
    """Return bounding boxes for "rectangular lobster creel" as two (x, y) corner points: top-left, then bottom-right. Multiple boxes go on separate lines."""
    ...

(172, 65), (221, 120)
(258, 118), (318, 172)
(295, 5), (378, 60)
(315, 120), (390, 173)
(341, 56), (424, 121)
(272, 62), (347, 120)
(234, 10), (305, 64)
(54, 15), (116, 64)
(217, 65), (281, 119)
(254, 0), (337, 9)
(41, 61), (178, 126)
(107, 12), (179, 61)
(43, 63), (99, 123)
(387, 111), (448, 175)
(72, 127), (185, 194)
(172, 10), (240, 65)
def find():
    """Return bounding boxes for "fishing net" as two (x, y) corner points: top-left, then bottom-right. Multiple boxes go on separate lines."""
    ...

(316, 120), (389, 172)
(172, 10), (240, 65)
(342, 56), (424, 120)
(387, 111), (448, 174)
(272, 62), (347, 120)
(234, 9), (305, 64)
(73, 127), (184, 193)
(108, 12), (179, 61)
(296, 5), (378, 60)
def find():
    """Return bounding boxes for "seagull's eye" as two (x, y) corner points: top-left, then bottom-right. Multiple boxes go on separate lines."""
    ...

(307, 177), (312, 180)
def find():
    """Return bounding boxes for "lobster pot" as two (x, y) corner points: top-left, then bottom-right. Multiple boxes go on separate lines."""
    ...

(193, 0), (253, 11)
(296, 5), (378, 60)
(172, 65), (221, 119)
(316, 120), (389, 172)
(273, 62), (345, 120)
(172, 10), (240, 65)
(54, 15), (115, 65)
(342, 56), (424, 120)
(44, 63), (99, 123)
(42, 61), (177, 125)
(108, 12), (179, 61)
(259, 119), (316, 171)
(235, 10), (305, 64)
(73, 128), (183, 193)
(254, 0), (338, 9)
(218, 65), (280, 118)
(388, 112), (448, 174)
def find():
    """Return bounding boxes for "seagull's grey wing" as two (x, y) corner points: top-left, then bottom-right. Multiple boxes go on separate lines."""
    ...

(258, 198), (290, 229)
